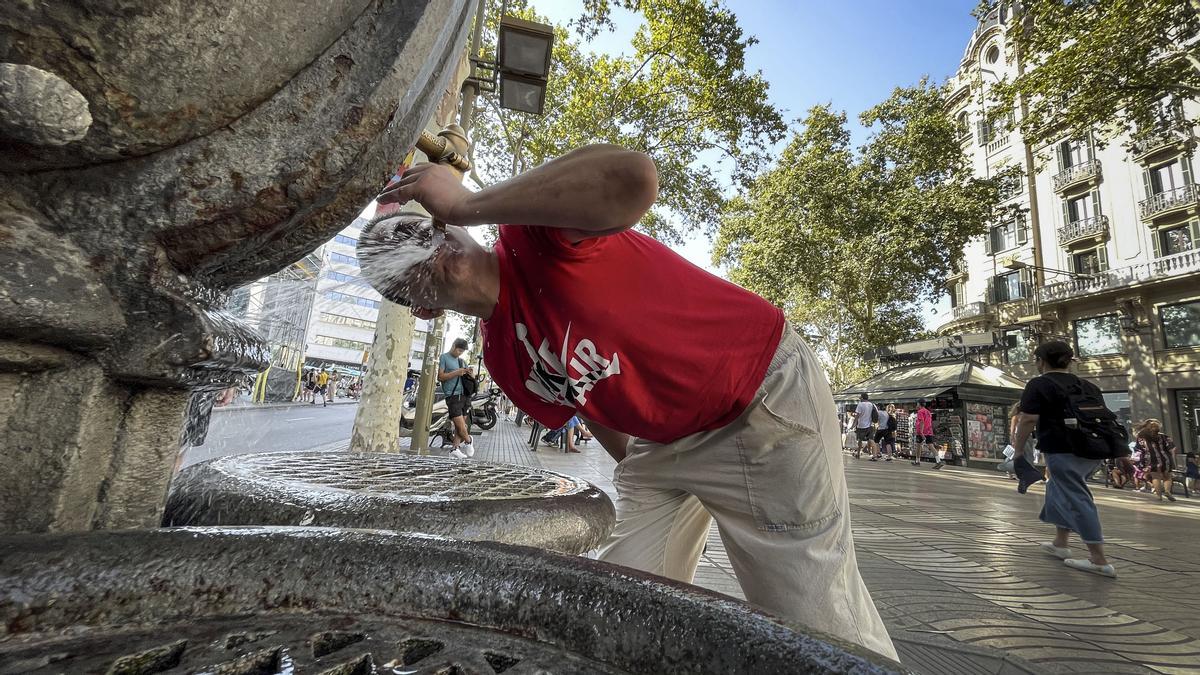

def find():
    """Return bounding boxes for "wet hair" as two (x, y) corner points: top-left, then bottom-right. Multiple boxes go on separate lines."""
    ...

(357, 212), (441, 307)
(452, 338), (469, 350)
(1033, 340), (1074, 369)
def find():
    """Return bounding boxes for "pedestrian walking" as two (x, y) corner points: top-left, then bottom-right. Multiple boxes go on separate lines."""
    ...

(912, 400), (938, 467)
(873, 404), (896, 461)
(852, 393), (878, 460)
(302, 369), (316, 403)
(1010, 341), (1129, 578)
(314, 368), (331, 407)
(369, 144), (897, 659)
(438, 338), (475, 459)
(1186, 453), (1199, 493)
(1135, 419), (1177, 502)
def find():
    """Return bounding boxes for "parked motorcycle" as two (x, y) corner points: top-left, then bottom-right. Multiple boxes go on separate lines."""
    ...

(469, 387), (501, 430)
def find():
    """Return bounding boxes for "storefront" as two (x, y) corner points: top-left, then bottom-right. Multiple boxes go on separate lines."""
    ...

(837, 359), (1026, 468)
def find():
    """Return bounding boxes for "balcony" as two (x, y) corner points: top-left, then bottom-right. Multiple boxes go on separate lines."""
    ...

(986, 134), (1011, 155)
(952, 301), (989, 321)
(1039, 248), (1200, 303)
(1057, 215), (1109, 247)
(1131, 126), (1193, 163)
(1052, 159), (1101, 192)
(1139, 184), (1200, 221)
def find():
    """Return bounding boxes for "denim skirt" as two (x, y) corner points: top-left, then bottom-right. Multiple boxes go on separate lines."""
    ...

(1040, 453), (1104, 544)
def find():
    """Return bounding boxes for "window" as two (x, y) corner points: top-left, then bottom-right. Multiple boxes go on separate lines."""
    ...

(950, 281), (965, 308)
(991, 271), (1024, 303)
(1056, 139), (1089, 170)
(1102, 392), (1133, 436)
(329, 252), (359, 267)
(324, 290), (379, 309)
(314, 334), (371, 351)
(1161, 301), (1200, 348)
(988, 219), (1023, 253)
(325, 270), (366, 284)
(1074, 315), (1122, 357)
(1065, 192), (1097, 223)
(1004, 329), (1029, 364)
(1148, 160), (1186, 195)
(319, 312), (377, 331)
(1071, 246), (1107, 275)
(1160, 224), (1196, 256)
(334, 234), (358, 246)
(985, 45), (1000, 64)
(956, 111), (970, 139)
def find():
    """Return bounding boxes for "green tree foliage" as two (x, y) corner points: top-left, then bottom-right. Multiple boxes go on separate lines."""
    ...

(470, 0), (785, 242)
(980, 0), (1200, 147)
(714, 81), (1018, 389)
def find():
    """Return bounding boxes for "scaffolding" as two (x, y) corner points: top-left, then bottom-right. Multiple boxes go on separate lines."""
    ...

(226, 253), (323, 402)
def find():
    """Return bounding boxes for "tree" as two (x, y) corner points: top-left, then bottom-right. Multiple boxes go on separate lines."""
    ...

(714, 81), (1018, 389)
(469, 0), (786, 243)
(980, 0), (1200, 147)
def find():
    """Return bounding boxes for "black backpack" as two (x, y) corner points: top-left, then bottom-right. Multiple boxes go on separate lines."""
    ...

(1046, 374), (1130, 460)
(460, 369), (478, 397)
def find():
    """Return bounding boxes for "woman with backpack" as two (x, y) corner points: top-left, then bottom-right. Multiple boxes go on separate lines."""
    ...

(1010, 340), (1127, 579)
(1135, 419), (1177, 502)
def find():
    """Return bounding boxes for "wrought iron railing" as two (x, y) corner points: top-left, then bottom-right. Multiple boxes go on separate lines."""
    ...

(1040, 248), (1200, 303)
(1052, 159), (1101, 191)
(952, 301), (989, 320)
(1139, 184), (1200, 220)
(1056, 215), (1109, 246)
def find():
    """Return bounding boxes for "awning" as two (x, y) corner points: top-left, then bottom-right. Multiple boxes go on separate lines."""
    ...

(838, 387), (951, 403)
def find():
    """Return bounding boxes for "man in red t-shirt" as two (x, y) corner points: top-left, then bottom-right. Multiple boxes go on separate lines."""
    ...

(367, 144), (895, 659)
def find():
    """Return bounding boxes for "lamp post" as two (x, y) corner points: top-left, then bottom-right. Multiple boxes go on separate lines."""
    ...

(408, 2), (554, 455)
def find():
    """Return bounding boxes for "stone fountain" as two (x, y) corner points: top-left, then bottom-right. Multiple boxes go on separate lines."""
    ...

(0, 0), (473, 533)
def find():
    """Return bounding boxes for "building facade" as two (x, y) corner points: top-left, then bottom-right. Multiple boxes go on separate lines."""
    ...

(303, 216), (431, 374)
(937, 10), (1200, 456)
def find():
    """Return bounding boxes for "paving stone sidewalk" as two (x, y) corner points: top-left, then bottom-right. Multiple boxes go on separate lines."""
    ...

(460, 420), (1200, 674)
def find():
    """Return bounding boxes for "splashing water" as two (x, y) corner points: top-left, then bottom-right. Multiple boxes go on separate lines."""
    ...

(357, 214), (447, 307)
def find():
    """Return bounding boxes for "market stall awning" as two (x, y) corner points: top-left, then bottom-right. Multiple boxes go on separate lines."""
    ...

(836, 359), (1026, 404)
(851, 387), (952, 403)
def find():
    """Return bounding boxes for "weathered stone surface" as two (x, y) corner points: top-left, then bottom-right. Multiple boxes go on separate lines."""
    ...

(0, 0), (473, 533)
(0, 63), (91, 146)
(0, 528), (904, 673)
(164, 452), (617, 555)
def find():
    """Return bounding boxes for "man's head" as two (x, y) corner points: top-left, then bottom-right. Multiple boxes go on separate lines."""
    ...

(451, 337), (469, 357)
(860, 393), (870, 401)
(1033, 340), (1073, 373)
(918, 399), (927, 409)
(357, 213), (489, 318)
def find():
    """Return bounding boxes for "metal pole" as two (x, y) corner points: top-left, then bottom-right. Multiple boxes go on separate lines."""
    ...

(410, 0), (487, 454)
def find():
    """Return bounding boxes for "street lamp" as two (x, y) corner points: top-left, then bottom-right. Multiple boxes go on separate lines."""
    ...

(466, 15), (554, 116)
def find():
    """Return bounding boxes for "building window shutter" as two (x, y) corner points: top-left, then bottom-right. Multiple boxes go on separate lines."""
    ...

(1183, 157), (1194, 186)
(1091, 190), (1102, 217)
(985, 229), (994, 255)
(1017, 216), (1029, 244)
(1018, 268), (1033, 298)
(986, 277), (996, 304)
(1085, 132), (1095, 162)
(1142, 169), (1154, 199)
(1189, 219), (1200, 247)
(1151, 229), (1163, 259)
(1097, 245), (1109, 271)
(1055, 142), (1066, 172)
(1061, 199), (1072, 227)
(977, 121), (988, 146)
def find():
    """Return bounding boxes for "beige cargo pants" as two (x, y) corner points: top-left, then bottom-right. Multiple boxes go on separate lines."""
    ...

(597, 326), (897, 660)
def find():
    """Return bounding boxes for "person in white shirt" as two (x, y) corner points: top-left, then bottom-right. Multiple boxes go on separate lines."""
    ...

(870, 405), (891, 461)
(851, 393), (878, 459)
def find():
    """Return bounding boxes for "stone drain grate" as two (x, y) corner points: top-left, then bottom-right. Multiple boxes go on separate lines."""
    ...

(0, 613), (625, 675)
(220, 453), (581, 499)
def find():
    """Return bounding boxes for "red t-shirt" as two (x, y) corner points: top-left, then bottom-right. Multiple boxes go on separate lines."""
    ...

(481, 225), (784, 444)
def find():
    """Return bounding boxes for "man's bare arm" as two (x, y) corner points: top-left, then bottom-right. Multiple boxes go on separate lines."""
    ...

(580, 417), (630, 463)
(1012, 412), (1038, 458)
(382, 144), (658, 238)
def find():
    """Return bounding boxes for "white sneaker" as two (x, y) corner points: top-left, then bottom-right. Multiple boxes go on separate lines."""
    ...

(449, 449), (468, 459)
(461, 441), (475, 458)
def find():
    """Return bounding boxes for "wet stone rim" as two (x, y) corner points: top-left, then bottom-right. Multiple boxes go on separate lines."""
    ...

(0, 528), (903, 674)
(217, 451), (587, 500)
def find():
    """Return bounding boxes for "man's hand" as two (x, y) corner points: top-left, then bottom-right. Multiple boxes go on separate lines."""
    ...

(378, 163), (471, 225)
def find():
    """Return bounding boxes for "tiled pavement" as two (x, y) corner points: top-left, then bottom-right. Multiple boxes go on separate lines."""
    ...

(457, 420), (1200, 674)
